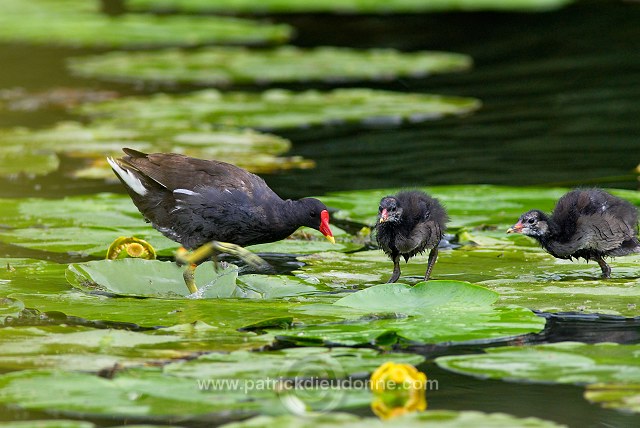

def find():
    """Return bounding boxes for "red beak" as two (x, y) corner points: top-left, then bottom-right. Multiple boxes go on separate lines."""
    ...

(379, 208), (389, 223)
(507, 221), (524, 234)
(319, 210), (335, 243)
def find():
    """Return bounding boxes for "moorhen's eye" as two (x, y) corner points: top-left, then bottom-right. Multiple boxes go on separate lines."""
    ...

(527, 218), (536, 224)
(310, 210), (317, 218)
(378, 206), (383, 212)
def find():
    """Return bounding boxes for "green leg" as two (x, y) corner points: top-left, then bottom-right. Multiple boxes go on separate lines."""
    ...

(183, 263), (198, 294)
(177, 241), (270, 271)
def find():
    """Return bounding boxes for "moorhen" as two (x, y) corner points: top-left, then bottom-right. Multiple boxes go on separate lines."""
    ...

(107, 148), (335, 293)
(375, 190), (448, 283)
(507, 188), (640, 278)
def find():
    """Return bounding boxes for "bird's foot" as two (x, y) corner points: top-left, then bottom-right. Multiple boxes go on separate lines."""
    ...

(177, 241), (270, 272)
(183, 264), (199, 294)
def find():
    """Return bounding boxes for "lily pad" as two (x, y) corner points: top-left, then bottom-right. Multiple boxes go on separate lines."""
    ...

(435, 342), (640, 384)
(68, 46), (472, 87)
(67, 259), (239, 298)
(0, 422), (95, 428)
(0, 0), (291, 48)
(266, 281), (545, 346)
(0, 325), (210, 371)
(163, 347), (424, 380)
(296, 248), (640, 317)
(0, 297), (24, 323)
(66, 259), (335, 299)
(217, 411), (565, 428)
(585, 384), (640, 413)
(0, 366), (369, 419)
(0, 121), (309, 178)
(77, 89), (481, 132)
(127, 0), (574, 13)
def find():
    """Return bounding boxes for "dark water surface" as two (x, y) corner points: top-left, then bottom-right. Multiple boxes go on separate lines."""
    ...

(1, 1), (640, 427)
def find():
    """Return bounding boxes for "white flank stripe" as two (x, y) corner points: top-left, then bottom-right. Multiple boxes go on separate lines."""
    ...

(174, 188), (199, 196)
(107, 157), (147, 196)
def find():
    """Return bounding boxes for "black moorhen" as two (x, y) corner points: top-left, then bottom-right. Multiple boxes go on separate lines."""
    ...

(107, 148), (335, 293)
(507, 188), (640, 278)
(375, 190), (448, 283)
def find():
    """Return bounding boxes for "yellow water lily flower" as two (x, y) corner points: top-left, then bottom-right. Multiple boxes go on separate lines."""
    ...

(370, 362), (427, 420)
(106, 236), (156, 260)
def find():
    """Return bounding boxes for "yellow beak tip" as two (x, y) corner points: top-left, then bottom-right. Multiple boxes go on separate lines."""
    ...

(326, 236), (336, 244)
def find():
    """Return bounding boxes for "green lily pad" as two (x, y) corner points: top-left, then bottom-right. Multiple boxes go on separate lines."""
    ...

(128, 0), (574, 13)
(163, 347), (424, 380)
(68, 46), (472, 87)
(0, 365), (370, 419)
(267, 281), (545, 346)
(0, 325), (209, 371)
(77, 89), (481, 132)
(0, 348), (421, 419)
(0, 0), (291, 48)
(0, 369), (266, 418)
(0, 422), (95, 428)
(0, 121), (308, 178)
(66, 259), (335, 299)
(436, 342), (640, 385)
(585, 384), (640, 413)
(217, 411), (565, 428)
(0, 297), (25, 323)
(248, 228), (360, 254)
(296, 248), (640, 317)
(67, 259), (239, 298)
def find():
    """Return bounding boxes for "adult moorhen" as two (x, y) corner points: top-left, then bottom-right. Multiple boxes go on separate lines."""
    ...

(107, 148), (335, 293)
(507, 188), (640, 278)
(375, 190), (448, 283)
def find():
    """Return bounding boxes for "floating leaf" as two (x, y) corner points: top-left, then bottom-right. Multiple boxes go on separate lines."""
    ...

(163, 347), (424, 380)
(296, 248), (640, 317)
(0, 121), (307, 178)
(68, 46), (471, 87)
(66, 259), (334, 299)
(266, 281), (545, 346)
(0, 421), (95, 428)
(217, 411), (565, 428)
(128, 0), (574, 13)
(0, 348), (420, 419)
(78, 89), (481, 132)
(585, 384), (640, 413)
(0, 366), (369, 419)
(0, 87), (118, 112)
(0, 325), (204, 371)
(0, 0), (291, 48)
(66, 259), (239, 298)
(248, 228), (360, 254)
(436, 342), (640, 385)
(0, 297), (24, 323)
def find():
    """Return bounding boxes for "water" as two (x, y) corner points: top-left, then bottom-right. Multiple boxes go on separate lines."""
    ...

(1, 0), (640, 426)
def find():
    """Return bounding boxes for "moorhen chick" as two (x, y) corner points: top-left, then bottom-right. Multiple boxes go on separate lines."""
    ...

(375, 190), (448, 283)
(107, 148), (335, 293)
(507, 188), (640, 278)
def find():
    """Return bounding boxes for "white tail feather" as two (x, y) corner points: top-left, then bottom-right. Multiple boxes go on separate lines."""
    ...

(107, 157), (147, 196)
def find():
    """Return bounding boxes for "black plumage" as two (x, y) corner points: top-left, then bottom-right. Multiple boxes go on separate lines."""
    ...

(507, 188), (640, 278)
(375, 190), (448, 283)
(107, 148), (334, 292)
